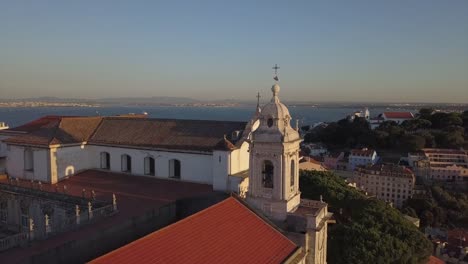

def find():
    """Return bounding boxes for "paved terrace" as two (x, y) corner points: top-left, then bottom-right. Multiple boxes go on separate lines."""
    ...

(0, 170), (214, 263)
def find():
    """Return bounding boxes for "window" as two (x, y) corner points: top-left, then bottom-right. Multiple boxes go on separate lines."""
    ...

(290, 160), (295, 187)
(21, 215), (29, 229)
(121, 154), (132, 172)
(100, 152), (110, 170)
(24, 149), (34, 171)
(0, 201), (7, 223)
(144, 156), (155, 176)
(262, 160), (274, 188)
(267, 118), (274, 127)
(169, 159), (181, 179)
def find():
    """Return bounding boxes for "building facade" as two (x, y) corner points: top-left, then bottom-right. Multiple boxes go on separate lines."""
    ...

(352, 164), (415, 208)
(408, 148), (468, 182)
(348, 148), (378, 171)
(0, 117), (251, 193)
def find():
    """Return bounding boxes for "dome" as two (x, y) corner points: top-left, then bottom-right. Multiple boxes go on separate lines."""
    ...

(251, 82), (300, 143)
(262, 83), (290, 120)
(261, 100), (290, 121)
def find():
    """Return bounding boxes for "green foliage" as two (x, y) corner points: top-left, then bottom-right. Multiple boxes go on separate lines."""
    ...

(300, 170), (432, 264)
(418, 108), (434, 120)
(303, 108), (467, 150)
(400, 134), (426, 152)
(402, 186), (468, 228)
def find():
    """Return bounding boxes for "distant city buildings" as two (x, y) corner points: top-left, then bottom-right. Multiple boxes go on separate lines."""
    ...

(352, 164), (415, 208)
(408, 148), (468, 182)
(347, 107), (370, 121)
(348, 148), (379, 171)
(302, 142), (328, 156)
(381, 111), (414, 124)
(368, 111), (414, 129)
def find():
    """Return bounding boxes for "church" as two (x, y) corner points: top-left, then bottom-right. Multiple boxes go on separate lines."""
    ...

(0, 73), (333, 264)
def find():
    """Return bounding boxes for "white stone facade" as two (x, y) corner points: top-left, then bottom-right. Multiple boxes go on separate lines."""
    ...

(246, 83), (302, 221)
(3, 140), (250, 193)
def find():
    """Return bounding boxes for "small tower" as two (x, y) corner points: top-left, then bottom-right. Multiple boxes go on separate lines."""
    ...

(364, 107), (370, 121)
(247, 67), (302, 222)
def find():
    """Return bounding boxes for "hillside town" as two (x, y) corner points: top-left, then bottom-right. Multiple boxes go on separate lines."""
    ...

(299, 108), (468, 263)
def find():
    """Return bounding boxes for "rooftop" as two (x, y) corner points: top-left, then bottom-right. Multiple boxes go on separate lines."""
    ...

(350, 148), (375, 157)
(422, 148), (467, 156)
(4, 115), (247, 152)
(90, 197), (299, 264)
(382, 112), (414, 119)
(0, 170), (214, 263)
(356, 164), (414, 178)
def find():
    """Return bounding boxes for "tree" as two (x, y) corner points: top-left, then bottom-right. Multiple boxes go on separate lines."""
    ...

(418, 108), (434, 120)
(300, 170), (432, 264)
(400, 134), (426, 152)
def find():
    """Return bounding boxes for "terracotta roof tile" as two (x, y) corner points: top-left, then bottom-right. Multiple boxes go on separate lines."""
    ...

(383, 112), (414, 119)
(5, 116), (103, 146)
(5, 116), (246, 151)
(90, 197), (298, 264)
(89, 117), (246, 152)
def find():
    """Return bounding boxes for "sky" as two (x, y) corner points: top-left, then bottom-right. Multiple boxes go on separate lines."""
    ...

(0, 0), (467, 103)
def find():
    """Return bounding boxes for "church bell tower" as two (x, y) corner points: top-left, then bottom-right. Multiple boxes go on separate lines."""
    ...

(246, 66), (302, 222)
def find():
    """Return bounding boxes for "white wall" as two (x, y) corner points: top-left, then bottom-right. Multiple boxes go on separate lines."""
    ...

(230, 142), (250, 174)
(212, 151), (229, 191)
(6, 145), (49, 182)
(52, 145), (94, 182)
(86, 145), (215, 185)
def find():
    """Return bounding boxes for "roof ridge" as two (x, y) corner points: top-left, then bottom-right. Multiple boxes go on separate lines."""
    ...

(88, 117), (105, 141)
(48, 117), (64, 145)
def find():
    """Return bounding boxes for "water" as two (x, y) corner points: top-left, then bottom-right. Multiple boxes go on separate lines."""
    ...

(0, 105), (415, 128)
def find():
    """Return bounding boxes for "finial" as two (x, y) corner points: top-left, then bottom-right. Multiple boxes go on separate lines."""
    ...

(256, 92), (261, 109)
(272, 64), (280, 82)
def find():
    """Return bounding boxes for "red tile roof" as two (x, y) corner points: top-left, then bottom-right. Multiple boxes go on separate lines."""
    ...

(90, 197), (298, 264)
(90, 117), (246, 152)
(5, 116), (103, 146)
(5, 116), (246, 151)
(383, 112), (414, 119)
(427, 256), (444, 264)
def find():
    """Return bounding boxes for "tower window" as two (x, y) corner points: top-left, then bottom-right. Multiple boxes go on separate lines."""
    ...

(267, 118), (274, 127)
(290, 160), (295, 187)
(262, 160), (274, 188)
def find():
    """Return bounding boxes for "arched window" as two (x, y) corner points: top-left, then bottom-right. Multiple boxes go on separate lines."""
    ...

(262, 160), (274, 188)
(121, 154), (132, 172)
(24, 149), (34, 171)
(169, 159), (181, 179)
(290, 160), (295, 187)
(144, 156), (155, 176)
(100, 152), (110, 170)
(267, 118), (274, 127)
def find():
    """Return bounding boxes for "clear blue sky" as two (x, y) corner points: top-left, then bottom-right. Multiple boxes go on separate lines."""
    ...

(1, 0), (467, 103)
